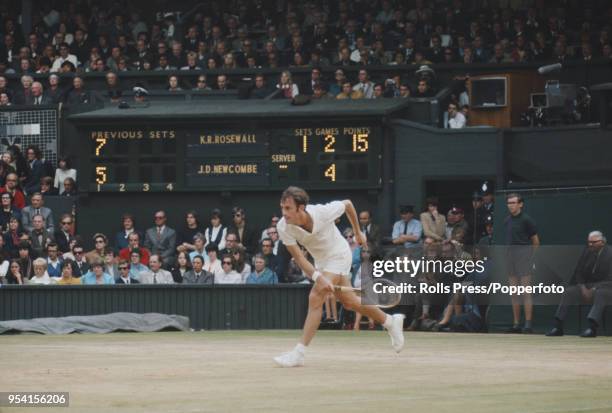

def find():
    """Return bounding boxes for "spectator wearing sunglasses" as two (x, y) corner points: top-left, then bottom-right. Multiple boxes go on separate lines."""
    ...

(228, 206), (257, 255)
(215, 254), (242, 284)
(115, 259), (140, 284)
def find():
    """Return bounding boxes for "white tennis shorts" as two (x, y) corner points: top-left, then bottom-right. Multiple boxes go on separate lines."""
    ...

(316, 252), (352, 277)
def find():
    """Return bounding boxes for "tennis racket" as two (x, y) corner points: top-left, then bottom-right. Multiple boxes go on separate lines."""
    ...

(334, 278), (402, 309)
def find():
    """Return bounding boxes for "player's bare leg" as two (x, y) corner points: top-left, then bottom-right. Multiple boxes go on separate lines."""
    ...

(333, 275), (405, 353)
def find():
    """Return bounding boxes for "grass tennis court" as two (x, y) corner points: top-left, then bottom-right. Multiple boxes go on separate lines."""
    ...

(1, 330), (611, 413)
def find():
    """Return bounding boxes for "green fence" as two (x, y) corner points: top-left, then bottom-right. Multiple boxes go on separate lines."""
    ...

(0, 285), (310, 330)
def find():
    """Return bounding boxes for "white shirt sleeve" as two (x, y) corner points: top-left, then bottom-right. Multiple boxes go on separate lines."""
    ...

(277, 220), (297, 246)
(318, 201), (346, 223)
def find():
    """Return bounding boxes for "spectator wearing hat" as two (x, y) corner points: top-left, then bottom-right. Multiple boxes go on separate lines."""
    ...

(470, 192), (488, 245)
(482, 182), (495, 215)
(445, 207), (469, 242)
(133, 86), (149, 103)
(86, 233), (109, 264)
(478, 215), (494, 246)
(392, 205), (423, 249)
(420, 197), (446, 242)
(80, 260), (115, 285)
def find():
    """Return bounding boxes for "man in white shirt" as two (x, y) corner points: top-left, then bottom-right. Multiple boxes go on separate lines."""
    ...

(50, 42), (78, 73)
(448, 103), (467, 129)
(273, 186), (405, 367)
(352, 69), (374, 99)
(139, 254), (174, 284)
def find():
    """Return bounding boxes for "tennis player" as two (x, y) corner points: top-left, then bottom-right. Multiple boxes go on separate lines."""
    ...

(274, 186), (405, 367)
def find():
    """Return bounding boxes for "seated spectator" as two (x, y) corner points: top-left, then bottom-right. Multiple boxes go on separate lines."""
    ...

(40, 177), (58, 196)
(420, 197), (446, 242)
(398, 85), (411, 98)
(203, 243), (223, 277)
(29, 257), (53, 285)
(115, 259), (139, 284)
(251, 74), (271, 99)
(352, 69), (374, 99)
(311, 82), (332, 99)
(30, 215), (54, 257)
(246, 253), (278, 284)
(546, 231), (612, 338)
(46, 74), (64, 104)
(231, 247), (251, 282)
(86, 233), (108, 264)
(167, 74), (182, 92)
(119, 232), (151, 265)
(66, 76), (93, 105)
(329, 69), (346, 96)
(127, 249), (148, 280)
(21, 193), (54, 233)
(448, 103), (467, 129)
(50, 42), (78, 72)
(229, 207), (258, 255)
(70, 244), (89, 277)
(46, 242), (62, 278)
(171, 251), (191, 283)
(0, 172), (26, 209)
(103, 249), (119, 279)
(192, 75), (211, 91)
(216, 74), (232, 90)
(0, 192), (21, 232)
(4, 216), (23, 257)
(181, 52), (202, 70)
(276, 70), (299, 98)
(414, 79), (434, 98)
(0, 239), (8, 280)
(80, 260), (115, 285)
(182, 255), (214, 284)
(216, 254), (242, 284)
(372, 83), (385, 99)
(139, 254), (174, 284)
(54, 259), (81, 285)
(5, 259), (26, 284)
(391, 205), (423, 249)
(0, 92), (10, 106)
(189, 233), (208, 263)
(115, 213), (141, 251)
(61, 177), (77, 196)
(336, 81), (364, 100)
(143, 210), (176, 267)
(176, 210), (204, 254)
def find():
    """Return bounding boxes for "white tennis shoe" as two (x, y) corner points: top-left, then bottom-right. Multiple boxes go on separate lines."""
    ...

(274, 349), (305, 367)
(387, 313), (406, 353)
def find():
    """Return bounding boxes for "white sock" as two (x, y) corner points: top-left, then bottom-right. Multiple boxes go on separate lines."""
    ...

(294, 343), (306, 354)
(383, 314), (393, 329)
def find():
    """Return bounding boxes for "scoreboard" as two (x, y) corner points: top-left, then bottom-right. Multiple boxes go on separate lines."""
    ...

(84, 123), (383, 192)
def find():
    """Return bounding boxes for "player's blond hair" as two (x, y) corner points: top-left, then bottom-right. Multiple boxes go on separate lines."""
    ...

(281, 186), (309, 207)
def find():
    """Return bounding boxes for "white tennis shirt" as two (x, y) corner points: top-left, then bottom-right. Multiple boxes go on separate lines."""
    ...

(277, 201), (351, 264)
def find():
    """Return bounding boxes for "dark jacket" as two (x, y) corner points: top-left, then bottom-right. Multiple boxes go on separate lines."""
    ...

(182, 270), (214, 284)
(115, 276), (140, 284)
(571, 245), (612, 285)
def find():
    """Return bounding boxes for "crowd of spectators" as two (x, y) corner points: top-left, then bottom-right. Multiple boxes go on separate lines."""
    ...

(0, 0), (611, 105)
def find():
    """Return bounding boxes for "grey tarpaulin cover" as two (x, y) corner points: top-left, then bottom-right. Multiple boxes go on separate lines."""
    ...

(0, 312), (190, 334)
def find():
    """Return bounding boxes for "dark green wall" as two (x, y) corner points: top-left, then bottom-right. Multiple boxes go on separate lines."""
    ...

(0, 285), (310, 330)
